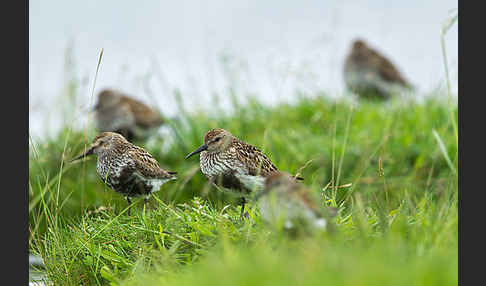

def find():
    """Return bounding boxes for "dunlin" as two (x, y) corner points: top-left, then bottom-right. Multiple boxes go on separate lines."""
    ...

(343, 39), (413, 100)
(256, 172), (333, 233)
(185, 128), (302, 220)
(70, 132), (176, 214)
(93, 89), (164, 141)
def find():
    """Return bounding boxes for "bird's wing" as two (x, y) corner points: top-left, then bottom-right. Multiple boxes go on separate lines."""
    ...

(128, 146), (176, 179)
(367, 49), (410, 87)
(234, 141), (278, 177)
(122, 97), (164, 128)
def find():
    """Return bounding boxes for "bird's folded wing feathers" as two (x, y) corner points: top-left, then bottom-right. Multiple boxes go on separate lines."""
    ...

(367, 50), (409, 86)
(128, 146), (174, 179)
(235, 141), (278, 177)
(124, 97), (164, 128)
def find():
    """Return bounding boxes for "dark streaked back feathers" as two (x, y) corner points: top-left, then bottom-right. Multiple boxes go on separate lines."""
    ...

(234, 139), (278, 177)
(120, 96), (164, 128)
(128, 145), (176, 179)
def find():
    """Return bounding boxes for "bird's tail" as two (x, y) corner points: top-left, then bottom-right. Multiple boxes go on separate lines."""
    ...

(166, 171), (178, 180)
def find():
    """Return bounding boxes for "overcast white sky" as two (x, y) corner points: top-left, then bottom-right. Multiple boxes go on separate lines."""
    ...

(29, 0), (458, 137)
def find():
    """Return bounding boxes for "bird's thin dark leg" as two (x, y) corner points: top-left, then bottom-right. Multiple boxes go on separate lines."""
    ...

(126, 197), (132, 216)
(239, 197), (246, 221)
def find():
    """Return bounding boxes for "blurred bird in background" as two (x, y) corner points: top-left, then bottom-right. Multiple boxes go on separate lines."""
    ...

(343, 39), (414, 100)
(93, 89), (165, 142)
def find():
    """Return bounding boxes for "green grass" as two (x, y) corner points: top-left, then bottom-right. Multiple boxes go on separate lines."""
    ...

(29, 92), (457, 285)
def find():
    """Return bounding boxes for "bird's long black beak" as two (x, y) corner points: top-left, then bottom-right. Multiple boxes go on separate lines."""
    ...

(70, 146), (95, 162)
(185, 144), (207, 159)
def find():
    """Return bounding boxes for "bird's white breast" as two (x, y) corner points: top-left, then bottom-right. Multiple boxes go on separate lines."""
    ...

(235, 173), (265, 192)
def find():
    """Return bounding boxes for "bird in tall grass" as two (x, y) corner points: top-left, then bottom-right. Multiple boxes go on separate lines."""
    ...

(255, 172), (335, 234)
(343, 39), (413, 100)
(70, 132), (176, 214)
(93, 89), (164, 142)
(184, 128), (302, 220)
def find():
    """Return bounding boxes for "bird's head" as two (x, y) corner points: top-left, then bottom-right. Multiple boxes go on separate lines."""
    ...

(185, 128), (234, 159)
(352, 39), (367, 51)
(93, 89), (122, 111)
(70, 132), (127, 162)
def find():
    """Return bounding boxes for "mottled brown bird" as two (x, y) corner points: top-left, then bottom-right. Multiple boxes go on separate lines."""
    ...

(185, 128), (302, 220)
(256, 172), (334, 233)
(70, 132), (176, 214)
(343, 39), (413, 100)
(93, 89), (164, 142)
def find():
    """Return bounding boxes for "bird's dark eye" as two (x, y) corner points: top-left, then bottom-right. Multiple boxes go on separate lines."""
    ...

(214, 137), (221, 142)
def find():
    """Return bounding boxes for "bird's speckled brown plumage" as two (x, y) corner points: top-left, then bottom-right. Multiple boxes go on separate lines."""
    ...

(343, 39), (412, 100)
(71, 132), (176, 214)
(200, 129), (277, 191)
(185, 128), (300, 219)
(94, 89), (164, 141)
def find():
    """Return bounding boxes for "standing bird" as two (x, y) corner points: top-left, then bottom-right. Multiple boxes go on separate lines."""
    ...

(184, 128), (302, 220)
(93, 89), (165, 142)
(255, 172), (335, 234)
(343, 39), (413, 100)
(70, 132), (177, 214)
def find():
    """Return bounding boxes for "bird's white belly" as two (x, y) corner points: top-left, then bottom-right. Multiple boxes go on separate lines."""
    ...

(345, 68), (407, 96)
(133, 172), (175, 193)
(235, 173), (265, 192)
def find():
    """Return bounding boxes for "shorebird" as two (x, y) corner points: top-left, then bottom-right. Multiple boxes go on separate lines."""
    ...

(70, 132), (176, 214)
(184, 128), (302, 220)
(343, 39), (413, 100)
(93, 89), (164, 142)
(255, 172), (334, 233)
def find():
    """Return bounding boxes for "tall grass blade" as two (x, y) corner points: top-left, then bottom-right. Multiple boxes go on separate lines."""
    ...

(433, 129), (456, 175)
(440, 9), (458, 146)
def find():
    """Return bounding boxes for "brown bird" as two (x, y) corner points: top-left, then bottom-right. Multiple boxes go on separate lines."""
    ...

(343, 39), (413, 100)
(93, 89), (164, 142)
(256, 172), (335, 233)
(185, 128), (302, 220)
(70, 132), (176, 214)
